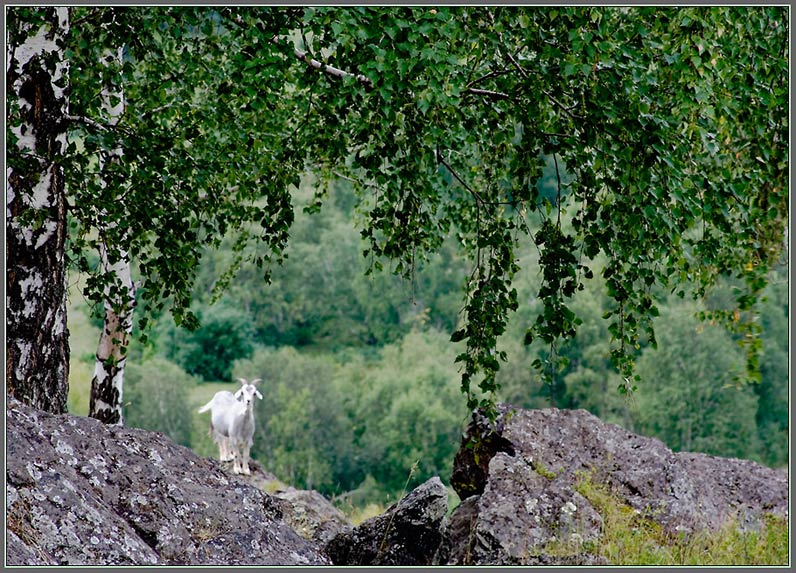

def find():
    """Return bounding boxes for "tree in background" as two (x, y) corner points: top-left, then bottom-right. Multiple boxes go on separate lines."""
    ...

(124, 358), (196, 447)
(634, 301), (762, 460)
(754, 268), (789, 467)
(7, 7), (788, 423)
(159, 303), (255, 382)
(338, 328), (469, 495)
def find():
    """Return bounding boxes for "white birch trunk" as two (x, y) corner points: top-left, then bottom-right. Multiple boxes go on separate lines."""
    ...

(6, 7), (71, 413)
(89, 46), (136, 425)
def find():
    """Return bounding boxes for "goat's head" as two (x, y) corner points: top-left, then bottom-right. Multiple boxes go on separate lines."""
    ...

(235, 377), (263, 404)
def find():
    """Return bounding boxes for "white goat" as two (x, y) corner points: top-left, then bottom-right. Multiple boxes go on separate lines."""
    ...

(198, 378), (263, 475)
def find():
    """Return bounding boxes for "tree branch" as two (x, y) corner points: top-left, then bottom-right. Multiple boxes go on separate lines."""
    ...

(466, 69), (511, 88)
(465, 87), (512, 100)
(65, 114), (131, 136)
(542, 89), (583, 120)
(436, 147), (516, 208)
(293, 48), (372, 86)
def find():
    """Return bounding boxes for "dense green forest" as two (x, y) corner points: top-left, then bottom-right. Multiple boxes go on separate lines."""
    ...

(67, 170), (789, 506)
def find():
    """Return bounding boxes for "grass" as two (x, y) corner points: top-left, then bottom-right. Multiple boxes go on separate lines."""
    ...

(546, 471), (789, 566)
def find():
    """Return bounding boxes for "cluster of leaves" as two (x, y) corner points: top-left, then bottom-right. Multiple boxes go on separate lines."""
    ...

(157, 302), (255, 382)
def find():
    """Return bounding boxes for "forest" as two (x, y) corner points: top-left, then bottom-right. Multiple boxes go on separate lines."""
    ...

(67, 170), (789, 506)
(8, 6), (789, 511)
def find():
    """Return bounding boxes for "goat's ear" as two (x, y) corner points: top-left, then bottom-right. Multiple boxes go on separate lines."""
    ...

(234, 388), (243, 399)
(251, 378), (262, 386)
(236, 377), (248, 386)
(255, 390), (263, 400)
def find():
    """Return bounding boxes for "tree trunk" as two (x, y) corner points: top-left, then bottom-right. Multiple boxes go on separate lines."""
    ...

(89, 47), (135, 425)
(89, 244), (135, 425)
(6, 7), (71, 414)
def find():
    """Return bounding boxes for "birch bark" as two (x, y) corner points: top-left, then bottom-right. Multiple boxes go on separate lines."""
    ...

(89, 46), (136, 425)
(6, 7), (71, 413)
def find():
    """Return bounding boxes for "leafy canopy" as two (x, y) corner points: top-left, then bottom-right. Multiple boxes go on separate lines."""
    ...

(21, 6), (787, 418)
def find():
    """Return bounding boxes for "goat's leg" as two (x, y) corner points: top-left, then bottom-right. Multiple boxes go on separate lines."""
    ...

(216, 435), (224, 461)
(241, 444), (251, 475)
(214, 433), (226, 462)
(220, 436), (231, 462)
(232, 443), (242, 474)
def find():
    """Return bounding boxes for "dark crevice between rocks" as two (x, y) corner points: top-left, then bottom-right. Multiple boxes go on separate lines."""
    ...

(128, 521), (158, 552)
(450, 407), (516, 499)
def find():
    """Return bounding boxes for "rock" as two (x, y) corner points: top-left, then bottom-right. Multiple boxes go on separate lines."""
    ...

(440, 452), (605, 565)
(441, 404), (787, 565)
(5, 398), (330, 566)
(326, 476), (448, 566)
(272, 487), (351, 546)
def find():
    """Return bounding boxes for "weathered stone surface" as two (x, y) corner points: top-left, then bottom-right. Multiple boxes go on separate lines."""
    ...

(5, 398), (330, 566)
(441, 404), (788, 565)
(439, 453), (605, 565)
(326, 476), (448, 566)
(273, 486), (351, 546)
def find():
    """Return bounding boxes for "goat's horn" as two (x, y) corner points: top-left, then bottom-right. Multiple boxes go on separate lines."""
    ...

(236, 377), (248, 385)
(251, 378), (262, 385)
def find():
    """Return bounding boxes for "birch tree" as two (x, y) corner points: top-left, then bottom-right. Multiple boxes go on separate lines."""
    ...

(7, 7), (71, 413)
(89, 46), (135, 424)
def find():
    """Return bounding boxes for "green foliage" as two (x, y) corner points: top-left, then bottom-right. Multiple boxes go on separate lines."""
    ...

(338, 328), (470, 494)
(634, 300), (761, 460)
(62, 7), (307, 332)
(294, 6), (788, 414)
(124, 357), (197, 447)
(192, 177), (468, 351)
(754, 266), (789, 467)
(157, 303), (255, 382)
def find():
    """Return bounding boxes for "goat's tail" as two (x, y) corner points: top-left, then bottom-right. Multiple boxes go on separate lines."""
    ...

(198, 399), (214, 414)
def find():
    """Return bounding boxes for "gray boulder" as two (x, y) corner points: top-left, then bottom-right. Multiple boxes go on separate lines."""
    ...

(326, 476), (448, 565)
(5, 397), (330, 566)
(273, 486), (351, 546)
(440, 452), (605, 565)
(442, 404), (787, 565)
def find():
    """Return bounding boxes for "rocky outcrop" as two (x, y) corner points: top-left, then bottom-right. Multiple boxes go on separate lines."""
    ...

(7, 397), (787, 566)
(273, 486), (351, 546)
(6, 398), (330, 566)
(326, 477), (448, 566)
(442, 404), (788, 565)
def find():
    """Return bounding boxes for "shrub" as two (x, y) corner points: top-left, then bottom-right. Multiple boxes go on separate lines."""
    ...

(124, 357), (197, 447)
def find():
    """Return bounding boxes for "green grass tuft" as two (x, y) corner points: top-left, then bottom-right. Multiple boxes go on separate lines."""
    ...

(550, 472), (789, 566)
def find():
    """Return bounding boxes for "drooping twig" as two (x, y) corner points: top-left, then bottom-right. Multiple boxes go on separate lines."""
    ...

(542, 89), (583, 120)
